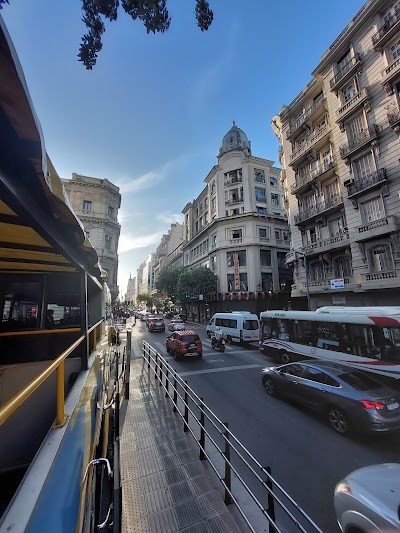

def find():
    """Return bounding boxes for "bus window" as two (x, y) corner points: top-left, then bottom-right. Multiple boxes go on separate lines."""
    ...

(344, 324), (380, 359)
(243, 319), (258, 330)
(292, 320), (313, 346)
(261, 318), (272, 340)
(382, 327), (400, 361)
(272, 319), (289, 341)
(316, 322), (341, 351)
(0, 281), (41, 331)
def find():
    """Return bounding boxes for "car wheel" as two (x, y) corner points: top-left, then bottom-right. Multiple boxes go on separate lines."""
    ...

(220, 344), (225, 352)
(227, 335), (232, 345)
(262, 376), (277, 397)
(280, 352), (291, 364)
(328, 406), (350, 434)
(197, 352), (202, 359)
(173, 350), (180, 361)
(166, 345), (170, 353)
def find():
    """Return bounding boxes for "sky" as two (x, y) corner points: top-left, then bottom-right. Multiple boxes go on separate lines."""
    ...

(2, 0), (366, 297)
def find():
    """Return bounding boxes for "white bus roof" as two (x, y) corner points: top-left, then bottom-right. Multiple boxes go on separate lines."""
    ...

(231, 311), (253, 315)
(316, 306), (400, 316)
(259, 309), (400, 326)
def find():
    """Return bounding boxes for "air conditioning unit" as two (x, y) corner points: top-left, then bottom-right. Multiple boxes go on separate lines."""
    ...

(343, 178), (354, 187)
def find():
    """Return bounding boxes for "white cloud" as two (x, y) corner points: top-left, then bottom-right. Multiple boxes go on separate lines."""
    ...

(156, 212), (184, 225)
(118, 230), (165, 253)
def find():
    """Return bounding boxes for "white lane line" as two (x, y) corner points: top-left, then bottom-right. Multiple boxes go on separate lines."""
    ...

(179, 364), (261, 377)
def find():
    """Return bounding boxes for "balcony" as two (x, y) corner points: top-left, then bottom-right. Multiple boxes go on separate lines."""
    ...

(230, 238), (243, 244)
(286, 95), (327, 141)
(289, 125), (331, 167)
(336, 87), (369, 124)
(355, 215), (398, 242)
(225, 176), (242, 186)
(225, 197), (244, 205)
(339, 125), (379, 159)
(381, 57), (400, 90)
(294, 194), (343, 225)
(300, 277), (355, 293)
(291, 158), (336, 195)
(361, 270), (399, 289)
(372, 12), (400, 51)
(330, 54), (362, 93)
(346, 169), (387, 198)
(388, 108), (400, 130)
(301, 231), (349, 256)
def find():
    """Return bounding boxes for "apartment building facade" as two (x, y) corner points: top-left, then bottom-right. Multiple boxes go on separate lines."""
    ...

(63, 173), (121, 302)
(152, 223), (184, 292)
(182, 122), (291, 314)
(273, 0), (400, 309)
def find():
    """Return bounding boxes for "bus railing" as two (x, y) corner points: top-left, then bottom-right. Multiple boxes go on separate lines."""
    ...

(142, 340), (323, 533)
(0, 318), (104, 428)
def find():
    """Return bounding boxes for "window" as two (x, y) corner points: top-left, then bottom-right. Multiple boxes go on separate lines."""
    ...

(205, 197), (209, 208)
(292, 320), (313, 346)
(383, 2), (400, 24)
(227, 250), (247, 267)
(300, 193), (317, 212)
(275, 229), (281, 240)
(83, 200), (92, 211)
(328, 216), (345, 236)
(231, 208), (240, 215)
(333, 255), (352, 277)
(260, 250), (271, 267)
(271, 319), (290, 340)
(324, 180), (339, 203)
(227, 273), (248, 291)
(105, 234), (112, 250)
(195, 221), (199, 232)
(255, 187), (266, 202)
(270, 177), (278, 188)
(303, 367), (330, 384)
(339, 370), (381, 390)
(211, 182), (216, 194)
(342, 323), (381, 359)
(361, 197), (384, 223)
(211, 255), (217, 272)
(212, 234), (217, 245)
(243, 320), (259, 330)
(307, 226), (318, 244)
(256, 206), (267, 214)
(108, 205), (114, 217)
(259, 227), (270, 239)
(205, 213), (208, 224)
(370, 244), (394, 272)
(347, 114), (364, 137)
(271, 193), (280, 206)
(390, 38), (400, 62)
(342, 81), (357, 103)
(261, 273), (273, 291)
(354, 153), (374, 179)
(337, 50), (351, 72)
(281, 364), (304, 377)
(254, 168), (265, 182)
(309, 261), (325, 281)
(211, 197), (216, 211)
(1, 281), (41, 331)
(277, 252), (287, 269)
(230, 229), (242, 240)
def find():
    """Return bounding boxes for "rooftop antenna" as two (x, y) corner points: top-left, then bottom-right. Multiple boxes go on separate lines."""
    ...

(232, 113), (236, 126)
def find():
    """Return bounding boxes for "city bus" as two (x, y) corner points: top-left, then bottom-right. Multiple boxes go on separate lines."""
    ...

(259, 307), (400, 379)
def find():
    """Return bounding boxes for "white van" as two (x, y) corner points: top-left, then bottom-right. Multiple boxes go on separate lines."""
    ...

(206, 311), (259, 344)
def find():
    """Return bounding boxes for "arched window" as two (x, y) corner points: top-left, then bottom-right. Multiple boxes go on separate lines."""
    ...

(369, 244), (394, 272)
(309, 261), (325, 282)
(333, 255), (352, 278)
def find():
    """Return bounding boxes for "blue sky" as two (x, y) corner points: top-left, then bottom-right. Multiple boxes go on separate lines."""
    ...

(2, 0), (366, 297)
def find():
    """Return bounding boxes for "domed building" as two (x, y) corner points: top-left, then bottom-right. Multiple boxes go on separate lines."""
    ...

(182, 122), (292, 316)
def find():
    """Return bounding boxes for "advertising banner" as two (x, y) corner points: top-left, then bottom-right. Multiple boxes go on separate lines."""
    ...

(233, 253), (240, 290)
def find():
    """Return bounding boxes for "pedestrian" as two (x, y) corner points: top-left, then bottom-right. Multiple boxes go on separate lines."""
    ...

(191, 312), (195, 322)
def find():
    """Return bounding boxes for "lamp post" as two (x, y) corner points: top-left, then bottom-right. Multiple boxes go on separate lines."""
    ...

(291, 249), (310, 311)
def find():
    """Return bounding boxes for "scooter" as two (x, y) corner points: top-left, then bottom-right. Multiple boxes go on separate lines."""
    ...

(211, 336), (225, 352)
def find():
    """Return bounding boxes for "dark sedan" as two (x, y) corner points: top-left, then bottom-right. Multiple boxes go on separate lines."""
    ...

(261, 360), (400, 435)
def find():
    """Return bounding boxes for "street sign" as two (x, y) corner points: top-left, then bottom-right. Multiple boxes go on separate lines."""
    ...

(330, 278), (345, 289)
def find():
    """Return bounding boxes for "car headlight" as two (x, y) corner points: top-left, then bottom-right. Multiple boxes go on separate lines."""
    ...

(335, 481), (352, 495)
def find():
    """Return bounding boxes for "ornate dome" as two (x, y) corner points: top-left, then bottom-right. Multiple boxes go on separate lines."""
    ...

(219, 121), (251, 157)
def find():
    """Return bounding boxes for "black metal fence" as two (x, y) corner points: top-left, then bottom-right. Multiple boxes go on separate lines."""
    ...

(142, 341), (323, 533)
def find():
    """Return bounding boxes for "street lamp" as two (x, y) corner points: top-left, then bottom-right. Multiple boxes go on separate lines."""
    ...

(289, 248), (310, 311)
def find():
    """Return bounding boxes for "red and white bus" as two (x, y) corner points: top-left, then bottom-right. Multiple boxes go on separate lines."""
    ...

(259, 307), (400, 378)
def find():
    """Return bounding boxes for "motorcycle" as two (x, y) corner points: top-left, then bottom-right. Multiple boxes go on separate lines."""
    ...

(211, 336), (225, 352)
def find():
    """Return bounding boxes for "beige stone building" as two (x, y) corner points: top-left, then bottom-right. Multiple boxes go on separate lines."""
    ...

(182, 122), (291, 315)
(273, 0), (400, 310)
(63, 173), (121, 302)
(152, 223), (184, 293)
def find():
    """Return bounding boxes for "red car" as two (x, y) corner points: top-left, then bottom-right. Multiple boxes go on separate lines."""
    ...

(166, 330), (203, 360)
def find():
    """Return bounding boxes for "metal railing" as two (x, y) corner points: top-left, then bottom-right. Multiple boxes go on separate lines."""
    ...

(0, 319), (104, 428)
(294, 194), (343, 225)
(286, 95), (326, 139)
(339, 125), (379, 158)
(388, 108), (400, 126)
(346, 169), (387, 197)
(142, 341), (323, 533)
(330, 54), (361, 89)
(291, 158), (335, 194)
(372, 12), (400, 48)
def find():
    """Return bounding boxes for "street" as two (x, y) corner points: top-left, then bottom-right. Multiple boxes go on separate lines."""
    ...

(126, 318), (400, 532)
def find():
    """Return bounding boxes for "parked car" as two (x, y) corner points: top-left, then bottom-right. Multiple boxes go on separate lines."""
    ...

(168, 319), (186, 331)
(334, 463), (400, 533)
(261, 360), (400, 435)
(148, 317), (165, 332)
(166, 330), (202, 360)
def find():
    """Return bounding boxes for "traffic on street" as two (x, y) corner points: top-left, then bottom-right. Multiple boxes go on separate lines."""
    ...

(124, 314), (400, 533)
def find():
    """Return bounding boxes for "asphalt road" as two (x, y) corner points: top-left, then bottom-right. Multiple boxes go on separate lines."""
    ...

(126, 318), (400, 532)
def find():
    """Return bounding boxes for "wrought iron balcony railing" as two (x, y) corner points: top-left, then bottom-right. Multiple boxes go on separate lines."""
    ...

(289, 125), (330, 165)
(330, 54), (361, 90)
(294, 193), (343, 225)
(225, 176), (242, 185)
(346, 168), (387, 197)
(291, 158), (335, 194)
(225, 197), (244, 205)
(339, 125), (379, 159)
(372, 11), (400, 48)
(286, 94), (326, 139)
(388, 108), (400, 127)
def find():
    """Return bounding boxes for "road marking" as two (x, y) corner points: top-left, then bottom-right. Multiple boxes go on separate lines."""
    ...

(179, 364), (261, 377)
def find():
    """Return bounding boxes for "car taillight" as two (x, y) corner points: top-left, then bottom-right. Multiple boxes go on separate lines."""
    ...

(162, 321), (165, 326)
(359, 400), (385, 410)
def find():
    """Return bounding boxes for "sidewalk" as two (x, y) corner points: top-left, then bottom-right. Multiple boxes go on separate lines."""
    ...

(119, 357), (243, 533)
